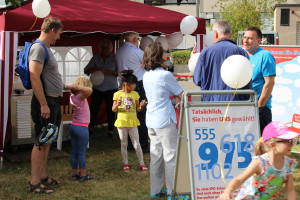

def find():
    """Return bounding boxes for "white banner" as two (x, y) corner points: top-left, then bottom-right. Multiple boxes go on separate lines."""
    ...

(188, 106), (259, 199)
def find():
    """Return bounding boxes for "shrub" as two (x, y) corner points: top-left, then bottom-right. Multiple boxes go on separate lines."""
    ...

(172, 50), (191, 65)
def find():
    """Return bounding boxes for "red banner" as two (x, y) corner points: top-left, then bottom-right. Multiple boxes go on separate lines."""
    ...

(261, 46), (300, 64)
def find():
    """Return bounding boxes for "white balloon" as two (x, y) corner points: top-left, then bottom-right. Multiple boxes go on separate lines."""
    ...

(180, 16), (198, 35)
(166, 32), (183, 49)
(155, 36), (169, 51)
(140, 37), (154, 51)
(32, 0), (51, 18)
(188, 52), (200, 73)
(90, 71), (104, 87)
(221, 55), (253, 89)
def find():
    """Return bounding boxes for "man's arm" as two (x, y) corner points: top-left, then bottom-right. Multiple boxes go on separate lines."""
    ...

(258, 75), (275, 107)
(84, 66), (104, 75)
(84, 56), (104, 75)
(29, 60), (50, 119)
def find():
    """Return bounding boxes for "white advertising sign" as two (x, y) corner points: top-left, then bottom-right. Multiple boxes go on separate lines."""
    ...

(188, 106), (259, 199)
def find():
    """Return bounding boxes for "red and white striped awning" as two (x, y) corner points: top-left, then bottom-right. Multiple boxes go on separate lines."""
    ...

(0, 31), (18, 168)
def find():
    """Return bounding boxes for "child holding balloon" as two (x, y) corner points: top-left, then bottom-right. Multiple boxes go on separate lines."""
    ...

(112, 70), (148, 172)
(218, 121), (299, 200)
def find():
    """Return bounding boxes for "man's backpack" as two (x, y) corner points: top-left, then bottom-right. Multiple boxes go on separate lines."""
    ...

(17, 40), (49, 89)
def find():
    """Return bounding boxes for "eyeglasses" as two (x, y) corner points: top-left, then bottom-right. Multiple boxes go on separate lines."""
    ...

(276, 139), (294, 145)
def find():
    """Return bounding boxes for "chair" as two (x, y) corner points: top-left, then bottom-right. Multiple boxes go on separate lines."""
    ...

(286, 114), (300, 133)
(57, 104), (73, 150)
(287, 114), (300, 153)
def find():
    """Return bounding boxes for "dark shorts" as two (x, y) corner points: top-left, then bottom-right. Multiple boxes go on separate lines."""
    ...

(31, 95), (61, 145)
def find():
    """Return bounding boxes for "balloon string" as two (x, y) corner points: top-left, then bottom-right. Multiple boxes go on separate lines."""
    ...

(29, 17), (38, 31)
(219, 83), (238, 185)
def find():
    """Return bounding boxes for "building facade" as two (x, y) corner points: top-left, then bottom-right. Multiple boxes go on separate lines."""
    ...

(274, 3), (300, 45)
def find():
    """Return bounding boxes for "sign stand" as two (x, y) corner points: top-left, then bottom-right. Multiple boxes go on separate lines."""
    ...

(172, 90), (260, 200)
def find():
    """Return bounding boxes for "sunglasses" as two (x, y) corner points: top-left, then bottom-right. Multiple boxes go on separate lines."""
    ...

(275, 139), (294, 145)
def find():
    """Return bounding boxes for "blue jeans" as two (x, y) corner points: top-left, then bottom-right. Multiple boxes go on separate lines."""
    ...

(70, 124), (89, 169)
(259, 106), (272, 136)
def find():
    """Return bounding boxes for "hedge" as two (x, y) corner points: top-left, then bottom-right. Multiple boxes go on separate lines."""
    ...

(172, 50), (191, 65)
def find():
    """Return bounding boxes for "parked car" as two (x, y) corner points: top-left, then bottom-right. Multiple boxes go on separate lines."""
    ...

(236, 31), (279, 46)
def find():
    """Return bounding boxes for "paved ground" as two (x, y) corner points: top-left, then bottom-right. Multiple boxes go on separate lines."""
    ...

(174, 65), (201, 101)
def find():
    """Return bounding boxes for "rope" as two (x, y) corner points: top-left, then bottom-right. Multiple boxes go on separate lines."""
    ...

(219, 83), (238, 185)
(29, 17), (38, 32)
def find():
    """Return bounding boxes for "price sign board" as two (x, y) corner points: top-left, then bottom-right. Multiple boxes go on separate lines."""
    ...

(172, 90), (260, 200)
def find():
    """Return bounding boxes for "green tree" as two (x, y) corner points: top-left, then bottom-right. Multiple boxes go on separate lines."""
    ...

(5, 0), (24, 7)
(214, 0), (285, 40)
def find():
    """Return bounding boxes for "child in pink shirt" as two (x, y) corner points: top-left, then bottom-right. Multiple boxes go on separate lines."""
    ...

(67, 76), (93, 182)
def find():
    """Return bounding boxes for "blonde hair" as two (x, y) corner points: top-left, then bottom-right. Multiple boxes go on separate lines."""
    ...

(73, 76), (92, 88)
(41, 17), (63, 33)
(71, 76), (92, 95)
(254, 138), (283, 155)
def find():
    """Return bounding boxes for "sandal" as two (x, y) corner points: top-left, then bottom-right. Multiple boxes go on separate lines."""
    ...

(140, 165), (148, 172)
(29, 181), (53, 194)
(41, 176), (59, 186)
(79, 174), (94, 182)
(71, 174), (80, 181)
(123, 164), (130, 172)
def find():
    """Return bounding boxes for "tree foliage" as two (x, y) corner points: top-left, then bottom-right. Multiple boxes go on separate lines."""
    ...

(214, 0), (285, 40)
(5, 0), (24, 7)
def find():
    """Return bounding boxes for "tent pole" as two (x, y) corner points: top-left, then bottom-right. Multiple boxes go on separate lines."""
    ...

(0, 150), (3, 169)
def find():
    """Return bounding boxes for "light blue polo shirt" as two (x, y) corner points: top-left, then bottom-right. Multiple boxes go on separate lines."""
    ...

(250, 48), (276, 109)
(143, 68), (183, 129)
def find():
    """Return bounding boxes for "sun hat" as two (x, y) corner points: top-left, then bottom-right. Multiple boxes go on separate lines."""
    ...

(262, 121), (300, 143)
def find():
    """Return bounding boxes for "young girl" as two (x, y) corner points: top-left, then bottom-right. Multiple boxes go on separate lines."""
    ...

(219, 121), (299, 200)
(68, 76), (94, 182)
(112, 70), (148, 172)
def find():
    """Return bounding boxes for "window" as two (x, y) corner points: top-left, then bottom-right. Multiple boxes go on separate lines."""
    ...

(52, 46), (93, 85)
(281, 8), (290, 26)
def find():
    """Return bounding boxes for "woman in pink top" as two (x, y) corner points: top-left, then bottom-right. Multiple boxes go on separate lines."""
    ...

(67, 76), (93, 182)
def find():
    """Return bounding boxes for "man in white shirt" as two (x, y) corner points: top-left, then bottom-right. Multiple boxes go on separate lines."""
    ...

(116, 32), (149, 153)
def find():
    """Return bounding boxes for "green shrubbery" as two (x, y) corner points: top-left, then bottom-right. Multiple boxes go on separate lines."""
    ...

(172, 50), (191, 65)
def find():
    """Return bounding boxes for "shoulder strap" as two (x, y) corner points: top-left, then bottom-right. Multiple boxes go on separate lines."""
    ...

(34, 40), (49, 66)
(33, 41), (49, 96)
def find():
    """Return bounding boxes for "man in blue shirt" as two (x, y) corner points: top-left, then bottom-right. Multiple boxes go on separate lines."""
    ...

(193, 19), (252, 101)
(243, 27), (276, 135)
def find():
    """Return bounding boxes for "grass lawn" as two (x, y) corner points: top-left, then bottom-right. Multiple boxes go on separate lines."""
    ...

(1, 126), (300, 200)
(0, 126), (158, 200)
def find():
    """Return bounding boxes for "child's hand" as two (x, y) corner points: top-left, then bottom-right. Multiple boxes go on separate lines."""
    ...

(64, 84), (73, 90)
(218, 192), (233, 200)
(117, 96), (122, 106)
(140, 100), (147, 107)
